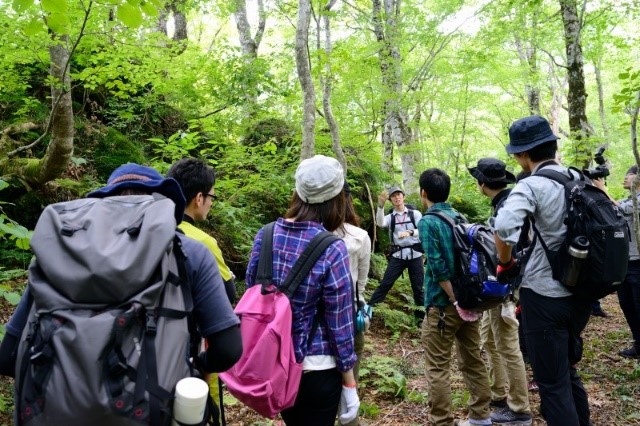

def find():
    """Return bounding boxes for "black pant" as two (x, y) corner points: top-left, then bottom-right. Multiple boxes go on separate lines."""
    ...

(618, 260), (640, 346)
(520, 287), (591, 426)
(281, 369), (342, 426)
(369, 256), (424, 318)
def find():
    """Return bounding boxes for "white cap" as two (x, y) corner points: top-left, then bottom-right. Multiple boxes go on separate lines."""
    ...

(295, 155), (344, 204)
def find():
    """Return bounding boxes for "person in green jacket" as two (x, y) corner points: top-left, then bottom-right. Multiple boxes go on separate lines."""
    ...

(167, 157), (236, 420)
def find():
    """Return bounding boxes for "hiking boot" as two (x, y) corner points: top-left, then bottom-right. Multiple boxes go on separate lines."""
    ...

(490, 408), (533, 425)
(490, 398), (508, 409)
(619, 346), (640, 359)
(591, 307), (608, 318)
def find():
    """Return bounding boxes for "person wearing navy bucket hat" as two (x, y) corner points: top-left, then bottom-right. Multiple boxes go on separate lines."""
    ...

(0, 162), (242, 426)
(467, 158), (532, 426)
(492, 116), (593, 426)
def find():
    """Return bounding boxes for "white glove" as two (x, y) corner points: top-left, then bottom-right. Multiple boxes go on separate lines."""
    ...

(338, 385), (360, 424)
(501, 301), (519, 327)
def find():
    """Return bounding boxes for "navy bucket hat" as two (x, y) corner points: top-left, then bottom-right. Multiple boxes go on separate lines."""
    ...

(88, 163), (186, 223)
(506, 115), (559, 154)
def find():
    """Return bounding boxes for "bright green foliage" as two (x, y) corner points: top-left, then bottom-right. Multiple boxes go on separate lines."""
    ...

(359, 355), (408, 399)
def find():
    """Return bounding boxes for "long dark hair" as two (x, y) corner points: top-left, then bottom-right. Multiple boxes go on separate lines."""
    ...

(285, 191), (346, 232)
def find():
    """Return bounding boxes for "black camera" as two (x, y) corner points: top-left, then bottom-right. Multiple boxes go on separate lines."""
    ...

(583, 146), (610, 180)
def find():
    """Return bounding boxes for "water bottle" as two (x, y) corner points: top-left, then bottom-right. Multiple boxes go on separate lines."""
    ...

(562, 236), (590, 286)
(172, 377), (209, 426)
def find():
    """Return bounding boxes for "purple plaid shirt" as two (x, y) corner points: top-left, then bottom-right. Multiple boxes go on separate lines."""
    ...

(245, 218), (356, 371)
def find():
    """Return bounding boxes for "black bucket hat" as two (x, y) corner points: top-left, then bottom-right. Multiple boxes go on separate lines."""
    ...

(506, 115), (559, 154)
(468, 158), (516, 185)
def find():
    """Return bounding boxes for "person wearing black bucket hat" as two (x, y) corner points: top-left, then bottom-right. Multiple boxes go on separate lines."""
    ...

(493, 117), (592, 426)
(468, 158), (532, 425)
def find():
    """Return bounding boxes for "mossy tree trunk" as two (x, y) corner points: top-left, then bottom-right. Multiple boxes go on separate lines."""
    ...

(0, 34), (74, 186)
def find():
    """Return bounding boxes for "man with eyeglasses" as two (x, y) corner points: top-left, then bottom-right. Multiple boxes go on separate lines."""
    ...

(168, 158), (235, 304)
(168, 158), (236, 423)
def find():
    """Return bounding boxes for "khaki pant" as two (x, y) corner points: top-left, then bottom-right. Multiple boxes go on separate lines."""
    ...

(479, 302), (530, 414)
(422, 304), (491, 426)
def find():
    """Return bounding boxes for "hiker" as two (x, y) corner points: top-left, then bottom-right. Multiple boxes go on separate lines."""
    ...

(167, 158), (236, 303)
(468, 158), (533, 425)
(244, 155), (359, 425)
(167, 157), (236, 420)
(593, 165), (640, 357)
(334, 181), (371, 426)
(493, 116), (592, 426)
(369, 185), (425, 323)
(0, 163), (242, 424)
(417, 168), (492, 426)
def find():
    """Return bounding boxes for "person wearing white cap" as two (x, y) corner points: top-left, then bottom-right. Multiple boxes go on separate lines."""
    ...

(244, 155), (359, 425)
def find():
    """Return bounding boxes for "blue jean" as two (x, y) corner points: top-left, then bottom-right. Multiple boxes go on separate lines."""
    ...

(618, 260), (640, 345)
(520, 288), (591, 426)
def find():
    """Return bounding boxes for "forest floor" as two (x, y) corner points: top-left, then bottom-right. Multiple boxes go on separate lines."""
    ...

(0, 286), (639, 425)
(223, 293), (640, 426)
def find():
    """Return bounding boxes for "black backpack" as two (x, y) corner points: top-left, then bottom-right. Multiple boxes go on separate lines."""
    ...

(532, 166), (629, 299)
(426, 211), (509, 311)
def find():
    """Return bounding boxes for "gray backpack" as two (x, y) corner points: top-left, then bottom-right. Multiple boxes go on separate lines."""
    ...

(15, 195), (204, 426)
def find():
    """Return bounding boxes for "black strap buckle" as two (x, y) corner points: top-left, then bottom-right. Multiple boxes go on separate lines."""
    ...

(145, 311), (157, 335)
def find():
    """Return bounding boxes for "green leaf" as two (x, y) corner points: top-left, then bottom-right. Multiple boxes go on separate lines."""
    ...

(3, 292), (22, 306)
(0, 180), (8, 191)
(46, 12), (70, 33)
(41, 0), (67, 14)
(24, 17), (45, 36)
(12, 0), (34, 12)
(15, 237), (31, 251)
(117, 4), (143, 28)
(140, 2), (158, 17)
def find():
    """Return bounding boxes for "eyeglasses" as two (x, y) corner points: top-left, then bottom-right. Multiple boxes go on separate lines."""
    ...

(205, 193), (218, 200)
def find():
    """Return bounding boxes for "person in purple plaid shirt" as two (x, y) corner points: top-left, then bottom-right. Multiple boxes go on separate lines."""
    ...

(245, 155), (359, 426)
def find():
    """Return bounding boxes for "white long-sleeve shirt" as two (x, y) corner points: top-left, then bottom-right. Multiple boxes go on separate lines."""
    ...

(376, 206), (422, 260)
(335, 223), (371, 303)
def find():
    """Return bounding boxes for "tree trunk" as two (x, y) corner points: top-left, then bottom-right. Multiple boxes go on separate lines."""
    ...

(319, 1), (346, 172)
(296, 0), (316, 160)
(170, 2), (188, 42)
(233, 0), (266, 118)
(515, 36), (540, 115)
(560, 0), (592, 166)
(157, 9), (168, 36)
(4, 35), (76, 185)
(593, 59), (610, 144)
(372, 0), (418, 194)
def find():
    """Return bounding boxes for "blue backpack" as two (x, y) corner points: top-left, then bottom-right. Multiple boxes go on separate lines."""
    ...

(427, 211), (509, 311)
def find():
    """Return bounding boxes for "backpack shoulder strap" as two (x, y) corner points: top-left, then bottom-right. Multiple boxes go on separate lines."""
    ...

(280, 231), (340, 299)
(425, 210), (457, 228)
(408, 208), (418, 229)
(255, 222), (276, 290)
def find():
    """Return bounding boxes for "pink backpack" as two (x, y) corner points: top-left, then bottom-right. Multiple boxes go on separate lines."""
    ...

(220, 223), (338, 418)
